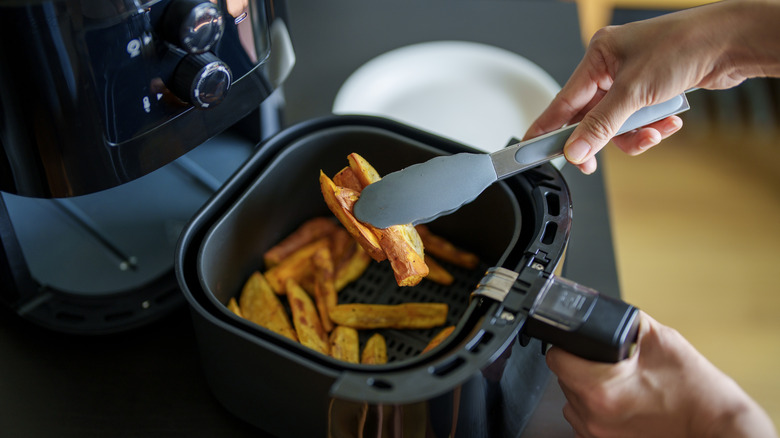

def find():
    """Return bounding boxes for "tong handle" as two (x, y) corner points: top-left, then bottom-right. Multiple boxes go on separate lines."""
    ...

(490, 92), (691, 180)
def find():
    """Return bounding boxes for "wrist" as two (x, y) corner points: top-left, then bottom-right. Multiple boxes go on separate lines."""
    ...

(717, 0), (780, 79)
(702, 397), (778, 438)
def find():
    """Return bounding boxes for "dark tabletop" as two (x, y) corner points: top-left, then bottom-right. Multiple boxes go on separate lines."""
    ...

(0, 1), (620, 436)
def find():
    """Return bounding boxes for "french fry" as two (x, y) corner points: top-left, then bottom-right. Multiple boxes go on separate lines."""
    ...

(335, 153), (428, 286)
(238, 272), (298, 342)
(332, 166), (363, 192)
(347, 153), (382, 188)
(226, 297), (242, 318)
(329, 326), (360, 363)
(319, 171), (386, 262)
(415, 225), (479, 269)
(263, 217), (338, 268)
(424, 255), (454, 286)
(376, 224), (428, 287)
(287, 279), (329, 355)
(329, 303), (448, 330)
(329, 227), (356, 267)
(312, 246), (337, 333)
(361, 333), (388, 365)
(264, 238), (330, 294)
(334, 245), (371, 292)
(421, 326), (455, 354)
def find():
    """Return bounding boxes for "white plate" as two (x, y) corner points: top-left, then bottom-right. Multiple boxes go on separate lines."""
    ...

(333, 41), (561, 153)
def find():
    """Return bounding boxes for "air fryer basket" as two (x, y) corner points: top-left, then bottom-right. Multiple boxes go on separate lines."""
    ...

(175, 115), (572, 437)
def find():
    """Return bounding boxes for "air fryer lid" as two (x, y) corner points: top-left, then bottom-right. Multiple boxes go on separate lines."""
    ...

(175, 115), (572, 435)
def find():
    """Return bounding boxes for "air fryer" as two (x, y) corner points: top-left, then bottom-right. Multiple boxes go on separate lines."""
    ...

(0, 0), (295, 333)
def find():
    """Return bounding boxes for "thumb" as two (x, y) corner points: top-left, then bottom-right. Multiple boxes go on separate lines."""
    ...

(563, 90), (640, 165)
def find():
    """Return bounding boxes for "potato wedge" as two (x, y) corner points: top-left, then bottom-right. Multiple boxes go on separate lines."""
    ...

(312, 246), (337, 333)
(421, 326), (455, 354)
(415, 225), (479, 269)
(323, 154), (430, 286)
(238, 272), (298, 342)
(329, 303), (448, 329)
(348, 153), (428, 285)
(287, 279), (329, 355)
(226, 297), (242, 318)
(376, 224), (428, 287)
(319, 171), (386, 261)
(264, 238), (330, 295)
(332, 166), (363, 192)
(361, 333), (388, 365)
(424, 255), (454, 285)
(334, 244), (371, 292)
(329, 227), (356, 267)
(329, 326), (360, 363)
(263, 217), (338, 268)
(347, 153), (382, 188)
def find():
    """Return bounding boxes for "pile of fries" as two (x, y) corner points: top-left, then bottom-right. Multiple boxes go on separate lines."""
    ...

(225, 153), (481, 364)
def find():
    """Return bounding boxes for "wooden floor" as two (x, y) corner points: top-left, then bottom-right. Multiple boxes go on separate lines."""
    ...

(601, 90), (780, 429)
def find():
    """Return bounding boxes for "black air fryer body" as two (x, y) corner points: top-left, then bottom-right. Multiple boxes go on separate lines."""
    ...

(0, 0), (294, 333)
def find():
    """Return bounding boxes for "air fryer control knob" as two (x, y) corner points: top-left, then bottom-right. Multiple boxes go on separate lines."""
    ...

(172, 52), (232, 109)
(162, 0), (224, 54)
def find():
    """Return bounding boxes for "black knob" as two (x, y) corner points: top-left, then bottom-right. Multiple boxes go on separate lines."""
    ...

(172, 52), (232, 109)
(162, 0), (224, 54)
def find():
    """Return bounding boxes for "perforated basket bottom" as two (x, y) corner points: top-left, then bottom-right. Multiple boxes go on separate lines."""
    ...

(333, 258), (489, 363)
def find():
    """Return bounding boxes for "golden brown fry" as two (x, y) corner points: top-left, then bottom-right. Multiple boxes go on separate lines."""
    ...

(415, 225), (479, 269)
(329, 326), (360, 363)
(263, 217), (338, 268)
(423, 255), (454, 285)
(421, 326), (455, 354)
(319, 171), (386, 262)
(334, 245), (371, 292)
(329, 227), (355, 267)
(238, 272), (298, 342)
(332, 166), (363, 192)
(264, 238), (330, 294)
(312, 246), (337, 333)
(376, 224), (428, 287)
(329, 303), (448, 330)
(287, 279), (329, 355)
(347, 153), (382, 188)
(361, 333), (388, 365)
(347, 153), (428, 286)
(226, 297), (242, 318)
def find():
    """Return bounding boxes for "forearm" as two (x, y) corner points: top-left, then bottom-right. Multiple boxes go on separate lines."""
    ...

(701, 392), (778, 438)
(704, 0), (780, 81)
(682, 349), (778, 438)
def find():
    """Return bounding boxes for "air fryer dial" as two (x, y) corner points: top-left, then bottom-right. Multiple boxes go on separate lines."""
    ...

(162, 0), (225, 54)
(172, 52), (233, 108)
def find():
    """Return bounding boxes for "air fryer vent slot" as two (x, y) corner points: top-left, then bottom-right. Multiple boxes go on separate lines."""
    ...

(430, 356), (465, 377)
(541, 222), (558, 245)
(465, 329), (494, 353)
(545, 192), (560, 216)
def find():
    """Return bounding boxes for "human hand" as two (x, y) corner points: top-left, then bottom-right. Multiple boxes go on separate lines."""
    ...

(546, 311), (777, 438)
(524, 0), (780, 174)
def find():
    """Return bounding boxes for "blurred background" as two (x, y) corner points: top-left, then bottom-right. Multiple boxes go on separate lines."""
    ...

(576, 0), (780, 430)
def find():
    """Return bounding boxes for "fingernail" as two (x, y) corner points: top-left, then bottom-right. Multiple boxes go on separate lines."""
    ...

(564, 139), (590, 163)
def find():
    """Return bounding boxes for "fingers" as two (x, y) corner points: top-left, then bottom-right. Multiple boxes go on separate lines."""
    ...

(611, 116), (683, 156)
(523, 60), (609, 141)
(562, 87), (641, 166)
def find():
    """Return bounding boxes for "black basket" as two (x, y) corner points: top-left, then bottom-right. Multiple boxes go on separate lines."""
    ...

(175, 115), (572, 437)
